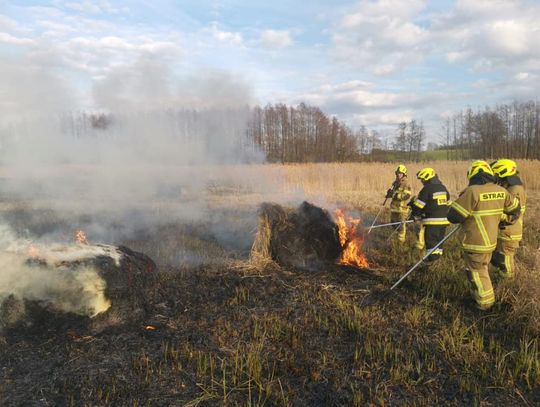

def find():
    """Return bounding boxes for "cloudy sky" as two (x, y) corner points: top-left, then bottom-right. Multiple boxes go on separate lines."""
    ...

(1, 0), (540, 142)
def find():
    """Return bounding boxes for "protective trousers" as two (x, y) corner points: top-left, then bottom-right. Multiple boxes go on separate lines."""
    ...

(417, 225), (446, 261)
(491, 240), (519, 278)
(416, 225), (425, 250)
(390, 211), (408, 242)
(463, 251), (495, 310)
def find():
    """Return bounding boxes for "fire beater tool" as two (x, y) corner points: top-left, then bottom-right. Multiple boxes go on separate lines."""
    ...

(367, 181), (399, 234)
(386, 209), (413, 242)
(357, 224), (461, 307)
(369, 220), (414, 230)
(390, 225), (461, 291)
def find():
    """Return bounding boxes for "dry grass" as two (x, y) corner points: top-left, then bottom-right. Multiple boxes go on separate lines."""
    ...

(160, 160), (540, 405)
(203, 160), (540, 219)
(2, 160), (540, 406)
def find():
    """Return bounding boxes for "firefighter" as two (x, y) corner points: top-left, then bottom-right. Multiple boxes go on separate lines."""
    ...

(410, 168), (450, 263)
(490, 159), (526, 278)
(386, 164), (412, 242)
(447, 160), (520, 310)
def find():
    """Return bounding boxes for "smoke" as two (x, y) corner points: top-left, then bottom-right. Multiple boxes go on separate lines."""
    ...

(0, 25), (311, 322)
(0, 53), (77, 123)
(0, 256), (111, 318)
(0, 223), (111, 325)
(0, 47), (308, 272)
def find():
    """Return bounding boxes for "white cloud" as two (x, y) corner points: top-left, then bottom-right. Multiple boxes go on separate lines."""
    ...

(61, 1), (126, 15)
(208, 23), (243, 45)
(259, 29), (293, 49)
(2, 0), (540, 135)
(332, 0), (428, 75)
(431, 0), (540, 73)
(333, 0), (540, 85)
(289, 79), (450, 132)
(64, 1), (102, 14)
(514, 72), (529, 80)
(0, 32), (35, 45)
(351, 111), (413, 127)
(0, 14), (22, 32)
(300, 81), (411, 112)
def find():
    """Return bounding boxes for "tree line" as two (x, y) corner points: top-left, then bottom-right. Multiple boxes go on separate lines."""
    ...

(442, 100), (540, 160)
(61, 103), (382, 163)
(247, 103), (382, 162)
(391, 120), (425, 161)
(46, 99), (540, 163)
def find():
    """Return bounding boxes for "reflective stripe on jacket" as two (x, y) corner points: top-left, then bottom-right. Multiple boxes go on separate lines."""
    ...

(448, 183), (520, 253)
(499, 181), (526, 242)
(411, 177), (450, 225)
(390, 177), (412, 213)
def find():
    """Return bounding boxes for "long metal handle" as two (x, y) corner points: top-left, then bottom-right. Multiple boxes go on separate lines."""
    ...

(368, 183), (397, 234)
(367, 204), (386, 234)
(386, 209), (412, 242)
(370, 220), (414, 230)
(390, 225), (461, 290)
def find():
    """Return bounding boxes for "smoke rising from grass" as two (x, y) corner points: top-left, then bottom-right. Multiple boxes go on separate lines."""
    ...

(0, 50), (316, 310)
(0, 52), (294, 246)
(0, 223), (111, 325)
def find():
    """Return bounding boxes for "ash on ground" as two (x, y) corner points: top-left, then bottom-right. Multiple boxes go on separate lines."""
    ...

(0, 244), (156, 332)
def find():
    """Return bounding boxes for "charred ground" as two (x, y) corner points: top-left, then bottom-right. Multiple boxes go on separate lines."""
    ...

(0, 203), (539, 406)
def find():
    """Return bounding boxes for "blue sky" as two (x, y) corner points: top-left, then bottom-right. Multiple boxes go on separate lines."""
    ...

(1, 0), (540, 143)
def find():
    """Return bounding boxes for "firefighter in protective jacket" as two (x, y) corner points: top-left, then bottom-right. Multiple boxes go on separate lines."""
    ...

(410, 168), (450, 262)
(490, 159), (526, 278)
(387, 164), (412, 242)
(447, 160), (520, 310)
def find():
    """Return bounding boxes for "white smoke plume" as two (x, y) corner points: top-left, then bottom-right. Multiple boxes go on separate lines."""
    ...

(0, 223), (111, 324)
(0, 46), (288, 315)
(0, 51), (281, 240)
(0, 45), (308, 313)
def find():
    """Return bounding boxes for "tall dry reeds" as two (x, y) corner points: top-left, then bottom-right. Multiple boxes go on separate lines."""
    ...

(220, 160), (539, 214)
(279, 160), (540, 197)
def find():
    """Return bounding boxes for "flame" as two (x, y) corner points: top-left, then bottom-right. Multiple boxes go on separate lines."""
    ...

(75, 230), (88, 245)
(335, 209), (369, 268)
(28, 245), (40, 258)
(144, 325), (157, 331)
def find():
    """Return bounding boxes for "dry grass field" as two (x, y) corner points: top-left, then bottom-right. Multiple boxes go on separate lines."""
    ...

(1, 160), (539, 406)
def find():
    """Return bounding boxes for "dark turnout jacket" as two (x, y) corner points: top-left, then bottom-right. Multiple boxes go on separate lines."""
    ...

(411, 176), (450, 225)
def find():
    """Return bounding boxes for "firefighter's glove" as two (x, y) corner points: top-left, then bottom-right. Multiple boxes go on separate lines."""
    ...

(407, 195), (416, 207)
(385, 189), (394, 199)
(503, 213), (519, 226)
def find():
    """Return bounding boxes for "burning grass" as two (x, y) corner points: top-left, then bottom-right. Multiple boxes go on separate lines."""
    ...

(250, 202), (369, 271)
(250, 202), (342, 270)
(334, 208), (369, 268)
(1, 161), (540, 405)
(0, 241), (156, 330)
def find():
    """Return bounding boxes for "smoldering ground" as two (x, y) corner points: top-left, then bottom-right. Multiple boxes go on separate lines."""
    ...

(0, 54), (309, 318)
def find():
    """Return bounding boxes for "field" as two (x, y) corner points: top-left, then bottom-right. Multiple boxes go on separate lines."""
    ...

(1, 160), (539, 406)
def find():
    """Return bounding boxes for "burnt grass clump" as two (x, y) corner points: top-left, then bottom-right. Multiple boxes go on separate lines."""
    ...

(251, 201), (342, 270)
(0, 222), (539, 405)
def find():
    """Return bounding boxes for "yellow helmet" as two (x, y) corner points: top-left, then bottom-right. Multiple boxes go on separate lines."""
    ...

(395, 164), (407, 175)
(416, 167), (436, 182)
(466, 160), (494, 180)
(491, 159), (517, 178)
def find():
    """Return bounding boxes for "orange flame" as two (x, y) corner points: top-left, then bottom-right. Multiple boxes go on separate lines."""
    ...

(335, 209), (369, 268)
(75, 230), (88, 244)
(28, 245), (40, 258)
(144, 325), (157, 331)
